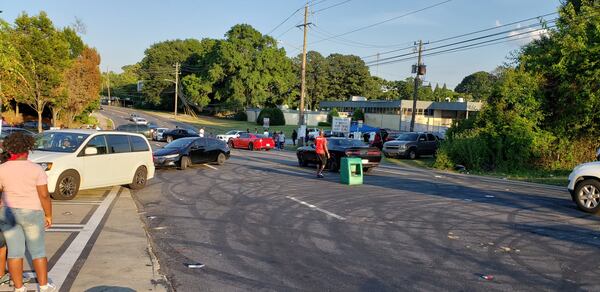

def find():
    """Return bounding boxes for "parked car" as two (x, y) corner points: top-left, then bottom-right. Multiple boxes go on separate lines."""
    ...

(382, 132), (439, 159)
(296, 138), (382, 173)
(115, 123), (152, 138)
(230, 133), (275, 151)
(307, 128), (321, 139)
(19, 121), (51, 132)
(133, 117), (148, 125)
(324, 131), (345, 138)
(0, 127), (36, 140)
(129, 113), (140, 121)
(163, 128), (199, 143)
(153, 137), (230, 170)
(153, 127), (170, 141)
(568, 161), (600, 213)
(216, 130), (245, 143)
(29, 130), (155, 200)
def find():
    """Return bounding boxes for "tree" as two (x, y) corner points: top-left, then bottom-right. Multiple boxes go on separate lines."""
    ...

(325, 54), (372, 100)
(12, 12), (71, 132)
(454, 71), (497, 101)
(181, 74), (211, 110)
(352, 109), (364, 121)
(58, 47), (101, 126)
(0, 20), (23, 111)
(303, 51), (329, 109)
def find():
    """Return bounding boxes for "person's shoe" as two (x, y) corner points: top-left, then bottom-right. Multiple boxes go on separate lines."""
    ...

(39, 283), (56, 292)
(14, 286), (26, 292)
(0, 273), (9, 285)
(317, 173), (324, 178)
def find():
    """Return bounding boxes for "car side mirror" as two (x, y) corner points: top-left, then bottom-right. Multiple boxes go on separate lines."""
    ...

(84, 147), (98, 156)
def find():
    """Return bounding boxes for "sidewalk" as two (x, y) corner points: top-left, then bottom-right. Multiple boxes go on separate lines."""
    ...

(91, 111), (114, 130)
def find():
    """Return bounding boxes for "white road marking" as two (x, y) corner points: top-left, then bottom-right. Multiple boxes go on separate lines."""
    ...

(203, 164), (218, 170)
(373, 169), (408, 176)
(48, 185), (120, 290)
(53, 201), (103, 205)
(52, 224), (86, 228)
(286, 196), (346, 221)
(47, 229), (83, 233)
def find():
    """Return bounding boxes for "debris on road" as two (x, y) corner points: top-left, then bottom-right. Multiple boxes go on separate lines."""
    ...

(186, 263), (205, 269)
(62, 211), (72, 216)
(434, 175), (443, 178)
(481, 275), (494, 281)
(499, 246), (512, 252)
(485, 195), (495, 198)
(153, 226), (167, 230)
(147, 215), (157, 220)
(448, 235), (460, 240)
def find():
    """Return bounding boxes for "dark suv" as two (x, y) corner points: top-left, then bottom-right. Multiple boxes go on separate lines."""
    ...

(382, 132), (439, 159)
(116, 123), (152, 138)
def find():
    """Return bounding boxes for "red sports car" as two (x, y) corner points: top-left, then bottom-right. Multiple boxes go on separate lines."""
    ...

(230, 133), (275, 151)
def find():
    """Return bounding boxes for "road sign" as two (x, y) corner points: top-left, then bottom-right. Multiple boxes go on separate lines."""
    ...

(332, 117), (351, 133)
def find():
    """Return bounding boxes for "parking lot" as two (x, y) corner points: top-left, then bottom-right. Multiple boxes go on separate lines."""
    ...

(93, 107), (600, 291)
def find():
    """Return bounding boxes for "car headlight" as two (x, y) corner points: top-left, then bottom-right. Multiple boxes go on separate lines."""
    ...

(161, 154), (180, 159)
(38, 162), (53, 171)
(398, 144), (407, 149)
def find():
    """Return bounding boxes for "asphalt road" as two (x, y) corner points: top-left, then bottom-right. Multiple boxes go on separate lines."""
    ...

(102, 106), (600, 291)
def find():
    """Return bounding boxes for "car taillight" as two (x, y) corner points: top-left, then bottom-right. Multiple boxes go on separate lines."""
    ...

(367, 150), (381, 156)
(259, 139), (263, 143)
(345, 150), (361, 156)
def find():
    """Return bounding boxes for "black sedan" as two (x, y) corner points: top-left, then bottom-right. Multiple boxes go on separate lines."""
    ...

(296, 138), (382, 173)
(163, 128), (198, 143)
(153, 137), (230, 170)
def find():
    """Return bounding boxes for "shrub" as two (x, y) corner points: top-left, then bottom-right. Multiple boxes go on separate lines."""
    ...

(1, 110), (23, 126)
(318, 121), (331, 127)
(433, 144), (454, 170)
(233, 111), (248, 121)
(257, 107), (285, 126)
(327, 109), (339, 124)
(352, 109), (364, 121)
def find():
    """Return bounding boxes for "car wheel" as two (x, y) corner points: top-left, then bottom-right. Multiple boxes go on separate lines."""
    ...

(298, 154), (308, 167)
(179, 156), (191, 170)
(408, 149), (417, 160)
(216, 152), (227, 165)
(328, 156), (339, 172)
(129, 166), (148, 190)
(248, 143), (254, 151)
(363, 167), (374, 174)
(53, 170), (80, 200)
(574, 179), (600, 213)
(228, 139), (234, 149)
(265, 148), (270, 151)
(166, 136), (173, 143)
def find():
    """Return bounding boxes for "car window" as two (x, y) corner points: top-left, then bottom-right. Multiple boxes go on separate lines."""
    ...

(34, 132), (89, 153)
(164, 138), (193, 149)
(130, 136), (150, 152)
(186, 129), (197, 135)
(85, 135), (108, 154)
(395, 133), (418, 141)
(194, 138), (206, 147)
(239, 133), (249, 138)
(106, 135), (131, 153)
(427, 134), (436, 141)
(418, 134), (426, 141)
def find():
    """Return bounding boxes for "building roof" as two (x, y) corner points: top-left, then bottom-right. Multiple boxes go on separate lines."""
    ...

(320, 99), (483, 111)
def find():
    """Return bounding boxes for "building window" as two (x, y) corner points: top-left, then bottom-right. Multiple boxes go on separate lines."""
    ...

(417, 108), (424, 115)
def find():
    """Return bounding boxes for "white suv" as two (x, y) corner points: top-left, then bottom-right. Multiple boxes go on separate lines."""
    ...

(29, 130), (155, 200)
(568, 161), (600, 213)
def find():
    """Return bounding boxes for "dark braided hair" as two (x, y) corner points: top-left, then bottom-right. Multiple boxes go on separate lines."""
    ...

(3, 132), (36, 154)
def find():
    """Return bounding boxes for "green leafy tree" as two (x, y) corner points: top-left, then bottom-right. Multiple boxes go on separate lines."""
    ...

(352, 108), (364, 121)
(326, 54), (372, 100)
(455, 71), (497, 101)
(327, 108), (339, 124)
(304, 51), (329, 109)
(181, 74), (211, 110)
(12, 12), (71, 132)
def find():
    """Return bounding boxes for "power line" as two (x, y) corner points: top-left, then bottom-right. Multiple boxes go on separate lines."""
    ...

(367, 26), (554, 67)
(266, 5), (304, 35)
(365, 21), (555, 65)
(362, 12), (557, 60)
(311, 0), (453, 45)
(313, 0), (352, 13)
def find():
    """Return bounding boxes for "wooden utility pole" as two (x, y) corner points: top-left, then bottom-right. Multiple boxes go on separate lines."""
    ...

(298, 3), (309, 145)
(410, 40), (423, 132)
(174, 62), (180, 119)
(106, 67), (112, 105)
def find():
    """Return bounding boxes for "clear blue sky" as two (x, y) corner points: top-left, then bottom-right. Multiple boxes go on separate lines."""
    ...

(2, 0), (561, 89)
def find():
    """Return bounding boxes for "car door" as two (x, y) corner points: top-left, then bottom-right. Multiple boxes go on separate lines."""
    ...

(417, 134), (428, 155)
(80, 135), (111, 188)
(105, 134), (134, 183)
(426, 134), (437, 155)
(238, 133), (249, 148)
(189, 138), (207, 164)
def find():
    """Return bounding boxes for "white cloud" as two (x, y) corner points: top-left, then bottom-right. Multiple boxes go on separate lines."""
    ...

(507, 23), (549, 45)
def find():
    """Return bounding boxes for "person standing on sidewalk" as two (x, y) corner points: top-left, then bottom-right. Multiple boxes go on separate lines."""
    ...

(314, 130), (330, 178)
(0, 132), (54, 292)
(278, 131), (286, 150)
(291, 129), (297, 146)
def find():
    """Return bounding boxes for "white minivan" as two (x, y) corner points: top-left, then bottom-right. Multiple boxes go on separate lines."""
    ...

(29, 130), (155, 200)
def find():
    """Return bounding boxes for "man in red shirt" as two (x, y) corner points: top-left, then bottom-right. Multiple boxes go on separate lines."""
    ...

(314, 130), (330, 178)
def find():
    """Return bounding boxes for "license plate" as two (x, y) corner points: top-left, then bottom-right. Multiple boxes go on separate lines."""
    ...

(362, 159), (369, 164)
(266, 144), (270, 147)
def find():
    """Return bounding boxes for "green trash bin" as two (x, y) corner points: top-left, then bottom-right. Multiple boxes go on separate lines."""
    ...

(340, 157), (363, 185)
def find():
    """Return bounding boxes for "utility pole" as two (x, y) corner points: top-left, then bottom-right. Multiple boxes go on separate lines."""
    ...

(106, 67), (112, 105)
(298, 2), (310, 146)
(410, 40), (424, 132)
(174, 62), (180, 120)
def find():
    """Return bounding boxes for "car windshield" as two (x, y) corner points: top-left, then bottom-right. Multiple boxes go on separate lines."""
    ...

(164, 138), (193, 149)
(256, 134), (266, 138)
(330, 139), (367, 147)
(34, 132), (89, 153)
(226, 130), (239, 135)
(395, 133), (418, 141)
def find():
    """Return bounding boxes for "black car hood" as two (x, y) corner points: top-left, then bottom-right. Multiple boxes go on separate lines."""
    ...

(153, 148), (181, 156)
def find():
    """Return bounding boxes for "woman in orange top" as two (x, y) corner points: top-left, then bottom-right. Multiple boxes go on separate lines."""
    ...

(314, 130), (330, 178)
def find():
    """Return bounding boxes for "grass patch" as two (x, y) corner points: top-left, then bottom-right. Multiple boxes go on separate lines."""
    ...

(384, 156), (436, 169)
